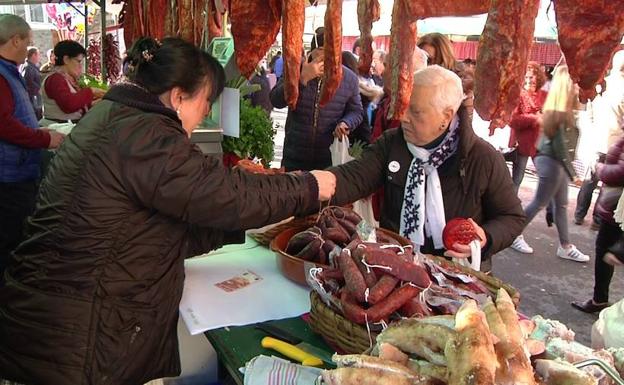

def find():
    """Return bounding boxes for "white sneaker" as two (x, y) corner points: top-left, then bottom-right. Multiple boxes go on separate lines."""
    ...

(511, 235), (534, 254)
(557, 245), (590, 263)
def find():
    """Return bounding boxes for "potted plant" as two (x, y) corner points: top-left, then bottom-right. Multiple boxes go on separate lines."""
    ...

(222, 76), (276, 168)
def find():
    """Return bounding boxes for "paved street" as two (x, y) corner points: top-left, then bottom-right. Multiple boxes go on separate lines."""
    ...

(269, 108), (623, 345)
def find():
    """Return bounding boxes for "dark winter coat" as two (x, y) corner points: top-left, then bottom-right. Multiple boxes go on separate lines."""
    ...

(596, 135), (624, 224)
(329, 106), (526, 263)
(0, 84), (319, 385)
(270, 66), (363, 171)
(248, 73), (273, 115)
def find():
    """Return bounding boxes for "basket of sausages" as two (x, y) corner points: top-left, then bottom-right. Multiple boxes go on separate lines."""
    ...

(303, 231), (517, 353)
(270, 206), (410, 286)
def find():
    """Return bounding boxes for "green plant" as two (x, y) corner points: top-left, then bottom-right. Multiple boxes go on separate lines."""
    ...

(349, 140), (367, 159)
(78, 74), (109, 90)
(222, 98), (276, 167)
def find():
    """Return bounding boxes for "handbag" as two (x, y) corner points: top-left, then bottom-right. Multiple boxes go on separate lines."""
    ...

(502, 147), (518, 162)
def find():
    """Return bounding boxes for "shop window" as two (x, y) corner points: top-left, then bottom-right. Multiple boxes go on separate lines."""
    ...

(29, 5), (45, 23)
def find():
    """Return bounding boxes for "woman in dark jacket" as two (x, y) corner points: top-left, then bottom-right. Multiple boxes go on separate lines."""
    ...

(573, 134), (624, 313)
(329, 66), (525, 272)
(0, 38), (335, 385)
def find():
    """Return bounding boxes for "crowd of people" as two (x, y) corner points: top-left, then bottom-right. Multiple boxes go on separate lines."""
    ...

(0, 10), (623, 385)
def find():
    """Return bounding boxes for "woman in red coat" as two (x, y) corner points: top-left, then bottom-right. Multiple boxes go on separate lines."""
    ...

(509, 61), (548, 192)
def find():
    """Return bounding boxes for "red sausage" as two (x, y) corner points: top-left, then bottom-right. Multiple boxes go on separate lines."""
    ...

(336, 249), (367, 303)
(340, 289), (367, 324)
(364, 249), (431, 288)
(367, 274), (400, 305)
(319, 268), (345, 282)
(352, 247), (378, 288)
(366, 284), (420, 322)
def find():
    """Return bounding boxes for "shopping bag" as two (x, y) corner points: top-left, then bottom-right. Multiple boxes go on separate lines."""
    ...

(330, 137), (379, 227)
(330, 136), (354, 165)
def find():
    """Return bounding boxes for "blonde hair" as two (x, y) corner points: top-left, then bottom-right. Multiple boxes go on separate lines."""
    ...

(542, 65), (576, 138)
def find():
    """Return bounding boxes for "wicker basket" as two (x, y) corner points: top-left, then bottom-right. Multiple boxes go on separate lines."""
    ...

(309, 291), (376, 354)
(248, 215), (318, 246)
(309, 255), (521, 354)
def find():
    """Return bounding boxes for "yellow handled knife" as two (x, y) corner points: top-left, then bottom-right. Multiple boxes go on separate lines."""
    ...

(261, 336), (323, 367)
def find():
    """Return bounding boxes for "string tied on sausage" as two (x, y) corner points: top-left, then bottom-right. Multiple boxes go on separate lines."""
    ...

(361, 255), (393, 271)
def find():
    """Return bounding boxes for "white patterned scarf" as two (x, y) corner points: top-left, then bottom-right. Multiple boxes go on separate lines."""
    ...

(400, 116), (460, 250)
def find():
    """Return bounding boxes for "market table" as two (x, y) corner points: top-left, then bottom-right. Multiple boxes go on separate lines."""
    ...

(204, 316), (334, 385)
(179, 234), (333, 384)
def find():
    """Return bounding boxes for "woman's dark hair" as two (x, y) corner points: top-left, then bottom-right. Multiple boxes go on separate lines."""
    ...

(352, 38), (361, 54)
(124, 37), (225, 103)
(341, 51), (358, 74)
(526, 61), (547, 90)
(310, 28), (325, 51)
(53, 40), (87, 66)
(417, 33), (456, 70)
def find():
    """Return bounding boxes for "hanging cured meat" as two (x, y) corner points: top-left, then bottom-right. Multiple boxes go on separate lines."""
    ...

(231, 0), (283, 78)
(192, 0), (206, 46)
(405, 0), (490, 18)
(178, 0), (195, 42)
(207, 0), (224, 40)
(474, 0), (540, 133)
(146, 0), (167, 40)
(120, 0), (145, 49)
(555, 0), (624, 102)
(319, 0), (343, 107)
(387, 0), (417, 120)
(356, 0), (380, 77)
(282, 0), (306, 109)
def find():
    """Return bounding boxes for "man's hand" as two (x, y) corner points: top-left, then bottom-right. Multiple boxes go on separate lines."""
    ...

(443, 218), (487, 259)
(47, 130), (65, 149)
(333, 121), (350, 140)
(300, 54), (324, 86)
(311, 170), (336, 201)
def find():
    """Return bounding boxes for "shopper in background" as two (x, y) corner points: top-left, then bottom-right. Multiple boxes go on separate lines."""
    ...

(20, 46), (42, 119)
(574, 50), (624, 227)
(511, 65), (589, 262)
(0, 14), (64, 277)
(508, 61), (548, 193)
(572, 134), (624, 313)
(39, 48), (54, 74)
(371, 49), (385, 87)
(417, 32), (456, 70)
(270, 29), (363, 171)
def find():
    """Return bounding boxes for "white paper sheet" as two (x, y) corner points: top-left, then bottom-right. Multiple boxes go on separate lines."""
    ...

(180, 240), (311, 335)
(221, 87), (240, 138)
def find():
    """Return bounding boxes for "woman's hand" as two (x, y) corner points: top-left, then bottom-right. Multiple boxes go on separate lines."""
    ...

(333, 122), (349, 140)
(91, 87), (106, 100)
(311, 170), (336, 201)
(443, 218), (487, 259)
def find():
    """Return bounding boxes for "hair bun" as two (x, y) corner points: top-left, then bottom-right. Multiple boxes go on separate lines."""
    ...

(126, 37), (161, 66)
